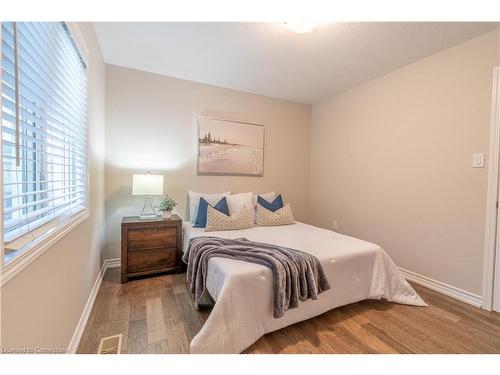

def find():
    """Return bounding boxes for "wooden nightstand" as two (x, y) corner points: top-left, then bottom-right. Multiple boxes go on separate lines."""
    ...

(121, 215), (183, 283)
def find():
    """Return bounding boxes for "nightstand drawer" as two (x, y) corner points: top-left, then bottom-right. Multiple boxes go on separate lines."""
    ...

(127, 247), (177, 274)
(127, 227), (177, 250)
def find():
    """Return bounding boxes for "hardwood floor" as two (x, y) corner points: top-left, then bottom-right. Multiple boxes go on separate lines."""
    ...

(77, 267), (500, 354)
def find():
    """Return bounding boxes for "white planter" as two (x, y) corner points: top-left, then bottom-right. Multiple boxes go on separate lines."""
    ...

(162, 211), (172, 219)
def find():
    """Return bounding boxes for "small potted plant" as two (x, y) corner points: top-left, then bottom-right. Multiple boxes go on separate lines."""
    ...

(157, 195), (177, 219)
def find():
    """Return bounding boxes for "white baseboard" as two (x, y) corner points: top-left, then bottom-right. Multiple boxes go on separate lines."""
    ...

(400, 267), (482, 308)
(105, 257), (121, 269)
(67, 258), (121, 354)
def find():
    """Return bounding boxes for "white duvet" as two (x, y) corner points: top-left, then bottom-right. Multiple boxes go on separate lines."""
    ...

(182, 222), (426, 354)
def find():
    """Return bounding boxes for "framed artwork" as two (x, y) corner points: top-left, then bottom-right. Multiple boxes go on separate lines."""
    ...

(197, 117), (264, 176)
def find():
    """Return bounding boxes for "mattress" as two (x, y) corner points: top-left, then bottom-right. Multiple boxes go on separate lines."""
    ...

(182, 221), (426, 353)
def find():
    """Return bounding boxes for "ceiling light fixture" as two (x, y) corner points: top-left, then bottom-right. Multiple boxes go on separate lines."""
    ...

(285, 21), (319, 34)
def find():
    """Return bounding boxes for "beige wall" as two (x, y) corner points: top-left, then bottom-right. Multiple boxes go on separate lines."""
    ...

(0, 23), (106, 350)
(309, 29), (500, 295)
(105, 64), (311, 260)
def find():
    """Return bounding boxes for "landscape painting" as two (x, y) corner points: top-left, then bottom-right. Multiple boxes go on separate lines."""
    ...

(198, 117), (264, 176)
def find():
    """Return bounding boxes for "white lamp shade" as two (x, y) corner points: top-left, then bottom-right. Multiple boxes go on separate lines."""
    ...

(132, 174), (164, 196)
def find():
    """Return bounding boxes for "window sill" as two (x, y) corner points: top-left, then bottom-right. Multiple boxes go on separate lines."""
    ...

(1, 210), (89, 287)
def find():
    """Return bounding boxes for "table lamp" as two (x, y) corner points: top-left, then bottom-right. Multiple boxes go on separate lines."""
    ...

(132, 173), (164, 220)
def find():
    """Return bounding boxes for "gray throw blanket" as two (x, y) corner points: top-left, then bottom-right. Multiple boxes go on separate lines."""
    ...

(182, 236), (331, 318)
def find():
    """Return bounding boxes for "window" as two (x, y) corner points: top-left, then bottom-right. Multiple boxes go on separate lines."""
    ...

(1, 22), (88, 266)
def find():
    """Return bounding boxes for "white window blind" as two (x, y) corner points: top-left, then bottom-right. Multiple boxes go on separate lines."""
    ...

(1, 22), (87, 261)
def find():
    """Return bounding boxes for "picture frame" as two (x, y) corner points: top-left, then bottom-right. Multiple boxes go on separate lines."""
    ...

(197, 116), (265, 176)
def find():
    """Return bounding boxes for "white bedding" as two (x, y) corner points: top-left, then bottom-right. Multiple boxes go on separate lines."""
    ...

(182, 222), (426, 353)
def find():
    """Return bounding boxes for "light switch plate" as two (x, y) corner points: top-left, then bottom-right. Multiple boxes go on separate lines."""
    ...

(473, 153), (485, 168)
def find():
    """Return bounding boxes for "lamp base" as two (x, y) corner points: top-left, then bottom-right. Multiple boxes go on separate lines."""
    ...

(139, 212), (159, 220)
(139, 196), (158, 220)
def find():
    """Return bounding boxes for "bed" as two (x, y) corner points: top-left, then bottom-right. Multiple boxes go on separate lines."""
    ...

(182, 221), (426, 354)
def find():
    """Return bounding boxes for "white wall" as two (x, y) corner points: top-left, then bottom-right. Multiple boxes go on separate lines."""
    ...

(309, 29), (500, 296)
(0, 23), (106, 350)
(105, 64), (311, 260)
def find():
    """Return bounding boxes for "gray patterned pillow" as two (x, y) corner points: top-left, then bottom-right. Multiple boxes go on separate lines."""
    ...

(255, 203), (295, 226)
(205, 204), (255, 232)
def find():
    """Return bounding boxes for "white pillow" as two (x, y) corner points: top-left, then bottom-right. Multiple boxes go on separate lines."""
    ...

(188, 191), (231, 223)
(253, 192), (275, 206)
(228, 192), (255, 222)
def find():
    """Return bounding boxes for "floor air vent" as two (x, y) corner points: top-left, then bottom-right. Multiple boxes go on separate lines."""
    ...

(98, 334), (123, 354)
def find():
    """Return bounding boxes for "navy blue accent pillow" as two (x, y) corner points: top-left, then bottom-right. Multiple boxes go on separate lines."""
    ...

(193, 197), (230, 228)
(257, 194), (284, 212)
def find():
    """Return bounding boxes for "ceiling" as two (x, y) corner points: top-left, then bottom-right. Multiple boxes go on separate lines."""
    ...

(94, 22), (499, 103)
